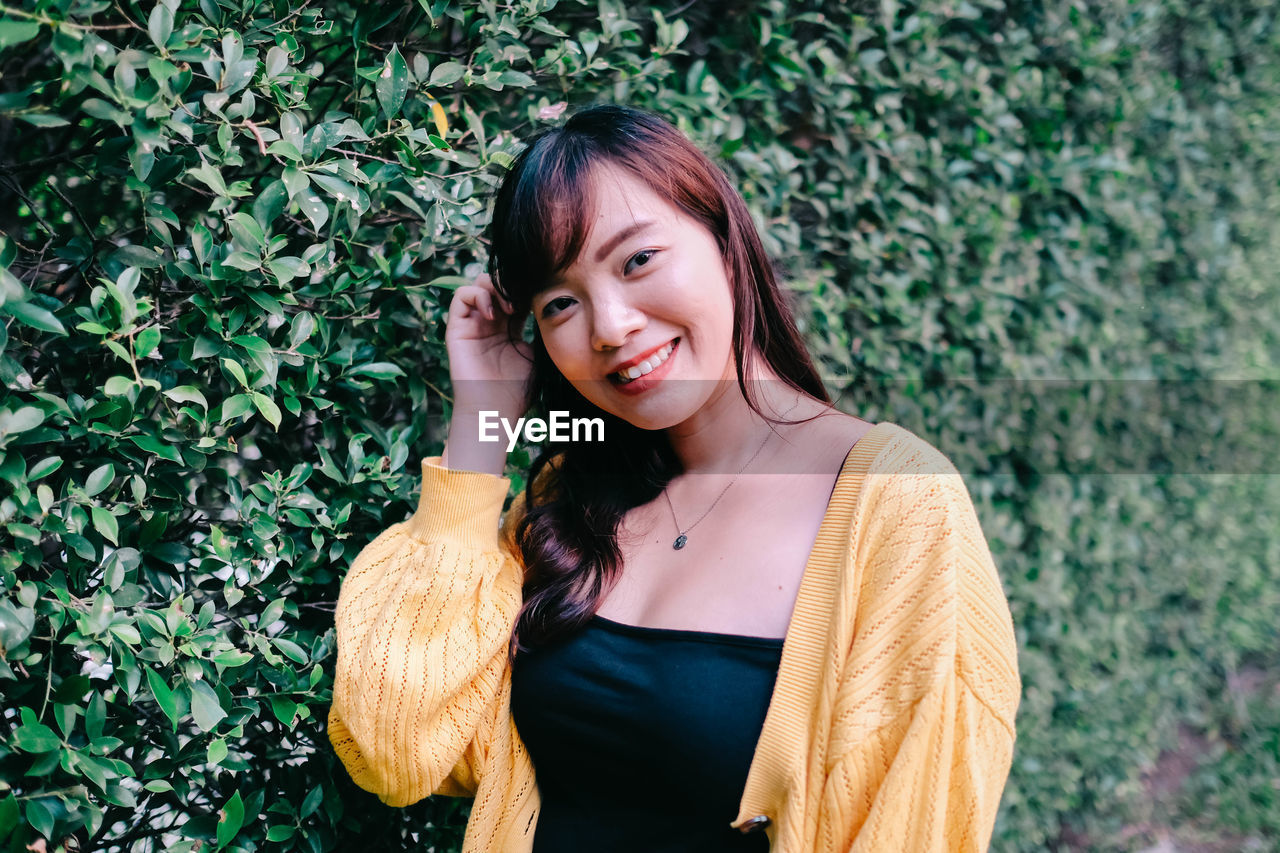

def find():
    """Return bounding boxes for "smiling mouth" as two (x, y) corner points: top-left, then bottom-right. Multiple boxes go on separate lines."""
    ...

(611, 339), (678, 384)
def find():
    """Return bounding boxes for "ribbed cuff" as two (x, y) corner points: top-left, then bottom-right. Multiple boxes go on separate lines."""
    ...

(404, 457), (511, 552)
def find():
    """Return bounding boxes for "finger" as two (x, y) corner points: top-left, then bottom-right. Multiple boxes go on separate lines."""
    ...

(449, 289), (473, 321)
(451, 285), (487, 319)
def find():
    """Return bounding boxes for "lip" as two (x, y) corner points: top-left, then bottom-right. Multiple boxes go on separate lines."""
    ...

(608, 339), (678, 374)
(609, 339), (679, 396)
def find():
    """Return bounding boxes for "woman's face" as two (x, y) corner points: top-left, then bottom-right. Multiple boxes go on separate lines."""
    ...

(530, 165), (737, 431)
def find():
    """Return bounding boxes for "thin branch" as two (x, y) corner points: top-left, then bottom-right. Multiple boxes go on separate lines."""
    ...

(44, 177), (98, 243)
(669, 0), (701, 17)
(331, 147), (398, 165)
(242, 119), (268, 155)
(110, 0), (147, 32)
(0, 142), (103, 176)
(0, 3), (135, 30)
(1, 174), (58, 238)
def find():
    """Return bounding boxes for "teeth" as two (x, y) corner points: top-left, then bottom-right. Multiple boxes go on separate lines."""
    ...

(616, 341), (675, 382)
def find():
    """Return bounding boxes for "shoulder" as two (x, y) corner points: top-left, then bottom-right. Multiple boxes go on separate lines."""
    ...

(864, 422), (963, 479)
(843, 422), (989, 572)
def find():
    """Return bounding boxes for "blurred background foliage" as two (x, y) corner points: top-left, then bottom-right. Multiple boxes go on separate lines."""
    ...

(0, 0), (1277, 850)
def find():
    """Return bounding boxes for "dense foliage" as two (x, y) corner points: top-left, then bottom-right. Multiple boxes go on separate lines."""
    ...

(1, 0), (1276, 850)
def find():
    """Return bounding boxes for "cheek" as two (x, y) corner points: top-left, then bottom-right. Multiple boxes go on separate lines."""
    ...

(538, 325), (591, 381)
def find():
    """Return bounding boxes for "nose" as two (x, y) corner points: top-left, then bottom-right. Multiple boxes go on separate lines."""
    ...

(589, 289), (645, 352)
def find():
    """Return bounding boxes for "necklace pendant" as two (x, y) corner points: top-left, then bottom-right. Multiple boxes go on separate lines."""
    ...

(672, 533), (688, 550)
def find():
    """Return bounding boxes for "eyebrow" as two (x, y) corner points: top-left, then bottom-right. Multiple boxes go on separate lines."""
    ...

(593, 220), (657, 264)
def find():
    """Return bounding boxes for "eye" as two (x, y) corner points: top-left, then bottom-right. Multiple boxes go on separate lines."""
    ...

(539, 295), (576, 319)
(624, 249), (657, 276)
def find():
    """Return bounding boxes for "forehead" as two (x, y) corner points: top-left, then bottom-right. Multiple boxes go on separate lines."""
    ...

(580, 165), (684, 241)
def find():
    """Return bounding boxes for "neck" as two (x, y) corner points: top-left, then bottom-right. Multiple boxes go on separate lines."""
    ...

(664, 358), (805, 476)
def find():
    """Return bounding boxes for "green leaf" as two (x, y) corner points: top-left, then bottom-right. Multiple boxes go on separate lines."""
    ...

(281, 167), (308, 199)
(0, 794), (17, 839)
(269, 695), (298, 727)
(6, 299), (66, 334)
(273, 637), (308, 664)
(29, 455), (63, 480)
(164, 385), (208, 410)
(251, 392), (282, 430)
(253, 179), (289, 229)
(104, 375), (135, 396)
(111, 245), (166, 269)
(229, 211), (265, 251)
(103, 546), (138, 590)
(0, 19), (41, 49)
(377, 45), (409, 119)
(146, 667), (180, 731)
(266, 825), (296, 842)
(425, 274), (471, 290)
(310, 173), (367, 213)
(429, 61), (465, 86)
(148, 3), (174, 48)
(295, 186), (329, 231)
(190, 223), (214, 266)
(126, 433), (183, 463)
(12, 718), (61, 753)
(211, 648), (252, 667)
(136, 325), (162, 358)
(497, 70), (535, 88)
(24, 796), (55, 840)
(85, 462), (115, 497)
(220, 394), (254, 422)
(207, 737), (228, 765)
(259, 598), (285, 627)
(1, 405), (45, 435)
(348, 362), (405, 380)
(91, 506), (119, 545)
(288, 311), (315, 347)
(18, 113), (71, 128)
(223, 250), (261, 271)
(86, 693), (106, 740)
(189, 162), (229, 197)
(104, 782), (137, 808)
(221, 357), (249, 388)
(216, 790), (244, 849)
(189, 679), (227, 732)
(299, 784), (323, 819)
(267, 256), (310, 283)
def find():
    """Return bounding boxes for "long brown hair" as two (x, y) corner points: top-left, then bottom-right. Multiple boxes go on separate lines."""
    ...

(487, 104), (829, 655)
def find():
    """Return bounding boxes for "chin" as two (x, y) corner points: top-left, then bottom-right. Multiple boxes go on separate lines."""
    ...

(604, 390), (713, 433)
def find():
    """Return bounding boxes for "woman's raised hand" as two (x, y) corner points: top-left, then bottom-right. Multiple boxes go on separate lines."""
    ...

(442, 274), (533, 474)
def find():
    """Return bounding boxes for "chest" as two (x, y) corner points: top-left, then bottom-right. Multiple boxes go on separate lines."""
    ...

(594, 471), (839, 638)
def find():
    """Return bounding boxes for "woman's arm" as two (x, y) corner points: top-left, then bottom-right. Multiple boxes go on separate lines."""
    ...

(327, 458), (524, 806)
(819, 452), (1021, 851)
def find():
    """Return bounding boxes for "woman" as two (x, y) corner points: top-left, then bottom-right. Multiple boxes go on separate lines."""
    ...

(329, 105), (1020, 852)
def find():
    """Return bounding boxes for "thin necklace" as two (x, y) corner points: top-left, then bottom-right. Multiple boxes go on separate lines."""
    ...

(662, 400), (800, 551)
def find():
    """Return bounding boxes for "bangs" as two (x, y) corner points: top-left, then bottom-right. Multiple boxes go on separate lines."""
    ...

(489, 132), (599, 310)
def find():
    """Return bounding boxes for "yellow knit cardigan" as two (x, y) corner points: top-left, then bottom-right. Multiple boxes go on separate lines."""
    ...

(329, 421), (1021, 851)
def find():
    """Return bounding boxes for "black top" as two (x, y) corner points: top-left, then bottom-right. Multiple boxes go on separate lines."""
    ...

(510, 614), (784, 853)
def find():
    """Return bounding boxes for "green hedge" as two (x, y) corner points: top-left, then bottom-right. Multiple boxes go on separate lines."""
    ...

(1, 0), (1276, 850)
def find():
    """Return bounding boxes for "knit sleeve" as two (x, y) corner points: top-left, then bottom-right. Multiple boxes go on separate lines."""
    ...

(327, 457), (526, 807)
(817, 442), (1020, 851)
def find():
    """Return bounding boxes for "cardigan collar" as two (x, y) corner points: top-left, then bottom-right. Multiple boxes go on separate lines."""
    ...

(731, 421), (897, 838)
